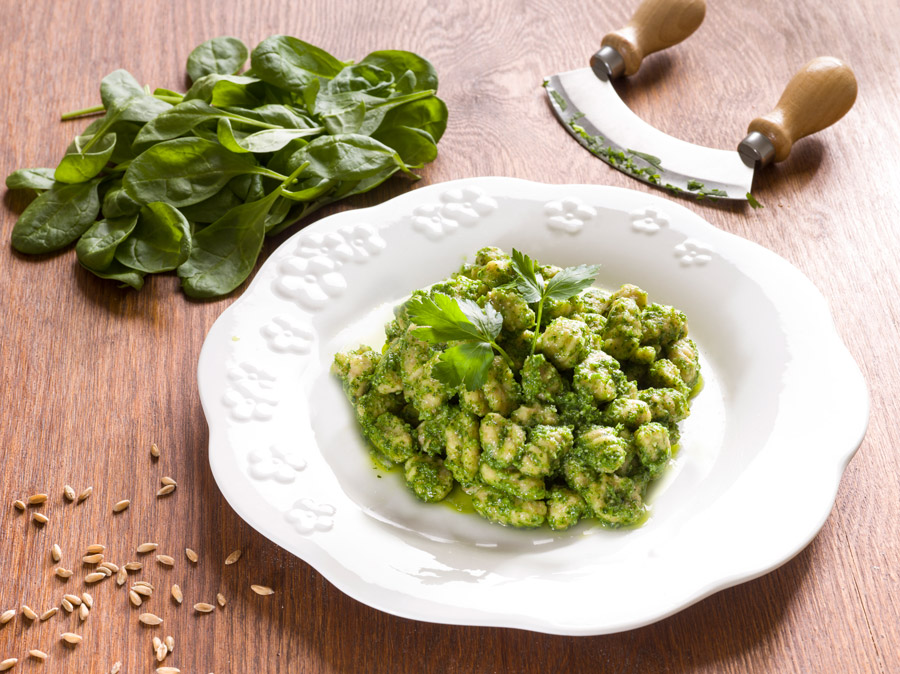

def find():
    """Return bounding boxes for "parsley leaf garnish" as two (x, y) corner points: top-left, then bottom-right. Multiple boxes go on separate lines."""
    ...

(406, 293), (511, 390)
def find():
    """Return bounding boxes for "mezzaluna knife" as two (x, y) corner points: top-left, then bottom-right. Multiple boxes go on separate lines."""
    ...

(544, 0), (858, 201)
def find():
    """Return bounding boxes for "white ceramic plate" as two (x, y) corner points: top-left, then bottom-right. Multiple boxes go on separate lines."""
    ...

(197, 177), (868, 635)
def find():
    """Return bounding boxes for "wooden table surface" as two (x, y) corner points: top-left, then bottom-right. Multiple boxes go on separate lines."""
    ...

(2, 0), (898, 671)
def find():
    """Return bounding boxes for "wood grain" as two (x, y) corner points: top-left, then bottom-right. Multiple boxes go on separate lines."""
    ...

(1, 0), (898, 671)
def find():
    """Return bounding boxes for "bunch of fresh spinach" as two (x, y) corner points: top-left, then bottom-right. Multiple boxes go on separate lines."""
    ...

(6, 36), (448, 297)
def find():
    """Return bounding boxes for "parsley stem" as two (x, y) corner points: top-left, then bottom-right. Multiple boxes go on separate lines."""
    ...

(530, 300), (544, 355)
(490, 341), (515, 368)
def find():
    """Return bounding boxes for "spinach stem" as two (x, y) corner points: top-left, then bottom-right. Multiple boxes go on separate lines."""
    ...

(221, 111), (281, 130)
(254, 166), (290, 182)
(60, 105), (105, 121)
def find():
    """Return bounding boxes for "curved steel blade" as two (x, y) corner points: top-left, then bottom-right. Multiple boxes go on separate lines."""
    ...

(546, 68), (755, 201)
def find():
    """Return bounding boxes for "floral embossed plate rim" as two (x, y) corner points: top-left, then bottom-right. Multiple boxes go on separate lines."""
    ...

(197, 177), (869, 635)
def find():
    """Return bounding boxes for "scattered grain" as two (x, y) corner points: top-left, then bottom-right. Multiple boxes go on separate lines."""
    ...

(150, 443), (161, 458)
(28, 650), (48, 660)
(32, 513), (49, 525)
(27, 493), (48, 505)
(164, 635), (174, 653)
(217, 593), (226, 607)
(129, 591), (142, 608)
(132, 585), (152, 597)
(224, 550), (242, 565)
(185, 548), (198, 563)
(124, 561), (143, 571)
(81, 593), (93, 609)
(137, 543), (158, 554)
(112, 500), (130, 513)
(63, 594), (81, 606)
(84, 572), (106, 584)
(51, 544), (61, 562)
(117, 568), (127, 586)
(193, 603), (215, 613)
(134, 581), (154, 589)
(0, 610), (15, 624)
(111, 662), (122, 673)
(82, 553), (104, 565)
(54, 568), (73, 579)
(21, 605), (37, 621)
(100, 562), (119, 574)
(13, 500), (25, 512)
(77, 486), (92, 503)
(60, 632), (82, 644)
(156, 642), (167, 662)
(39, 608), (58, 621)
(61, 600), (73, 614)
(156, 668), (180, 674)
(63, 485), (76, 501)
(161, 477), (177, 487)
(157, 555), (175, 567)
(139, 613), (163, 626)
(0, 658), (17, 671)
(156, 485), (176, 497)
(79, 604), (89, 621)
(86, 544), (105, 554)
(251, 584), (274, 596)
(170, 585), (183, 604)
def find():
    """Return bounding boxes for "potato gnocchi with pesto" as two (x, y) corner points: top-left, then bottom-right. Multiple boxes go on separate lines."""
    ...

(332, 247), (700, 530)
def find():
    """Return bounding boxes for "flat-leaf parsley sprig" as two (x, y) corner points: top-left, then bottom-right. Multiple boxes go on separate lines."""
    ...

(506, 249), (601, 354)
(406, 293), (514, 391)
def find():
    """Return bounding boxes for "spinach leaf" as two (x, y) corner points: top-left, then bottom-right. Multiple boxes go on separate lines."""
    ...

(55, 132), (117, 184)
(250, 35), (346, 90)
(101, 179), (142, 219)
(285, 133), (415, 184)
(183, 74), (264, 107)
(11, 179), (102, 254)
(114, 202), (191, 272)
(186, 36), (249, 83)
(359, 50), (439, 93)
(177, 190), (280, 298)
(6, 168), (57, 191)
(80, 258), (145, 290)
(178, 184), (243, 223)
(75, 214), (139, 269)
(134, 99), (281, 145)
(123, 137), (268, 207)
(216, 118), (323, 154)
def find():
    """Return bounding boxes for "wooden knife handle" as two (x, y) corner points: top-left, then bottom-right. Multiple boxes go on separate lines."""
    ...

(601, 0), (706, 77)
(747, 57), (858, 163)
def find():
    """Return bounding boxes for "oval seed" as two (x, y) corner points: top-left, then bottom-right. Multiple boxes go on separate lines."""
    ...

(13, 500), (26, 511)
(217, 593), (226, 607)
(156, 643), (168, 662)
(117, 568), (128, 586)
(156, 668), (180, 674)
(100, 562), (119, 573)
(63, 594), (82, 606)
(185, 548), (198, 563)
(157, 555), (175, 567)
(224, 550), (242, 565)
(111, 663), (122, 674)
(63, 485), (76, 501)
(85, 544), (105, 554)
(124, 561), (143, 571)
(156, 485), (176, 497)
(137, 543), (158, 554)
(79, 603), (89, 621)
(129, 591), (142, 607)
(170, 584), (183, 604)
(39, 608), (58, 621)
(193, 603), (215, 613)
(139, 613), (163, 626)
(81, 593), (93, 609)
(32, 513), (49, 525)
(153, 636), (162, 649)
(28, 649), (48, 660)
(51, 544), (61, 562)
(84, 572), (106, 583)
(150, 443), (161, 458)
(61, 599), (73, 613)
(77, 486), (92, 503)
(27, 493), (48, 505)
(161, 477), (176, 487)
(132, 585), (152, 597)
(82, 553), (104, 564)
(60, 632), (82, 644)
(112, 500), (130, 513)
(0, 609), (15, 624)
(0, 658), (17, 671)
(164, 635), (174, 652)
(54, 567), (73, 579)
(21, 605), (37, 621)
(251, 584), (274, 596)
